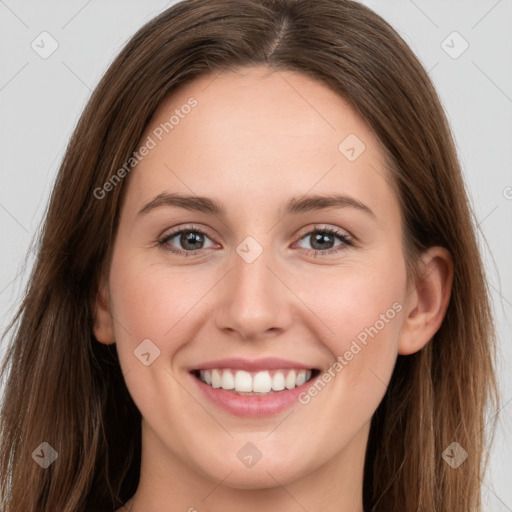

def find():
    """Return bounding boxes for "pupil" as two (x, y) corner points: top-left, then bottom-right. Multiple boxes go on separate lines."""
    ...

(312, 232), (334, 250)
(181, 231), (203, 250)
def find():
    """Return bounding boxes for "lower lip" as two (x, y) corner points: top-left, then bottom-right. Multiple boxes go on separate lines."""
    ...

(190, 372), (319, 417)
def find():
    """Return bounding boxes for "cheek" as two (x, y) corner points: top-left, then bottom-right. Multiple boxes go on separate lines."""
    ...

(107, 247), (209, 370)
(307, 251), (405, 406)
(315, 251), (405, 345)
(107, 250), (210, 426)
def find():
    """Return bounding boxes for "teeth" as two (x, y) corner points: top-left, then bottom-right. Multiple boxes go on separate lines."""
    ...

(235, 370), (252, 392)
(296, 370), (307, 387)
(253, 371), (272, 393)
(272, 371), (285, 391)
(211, 369), (221, 388)
(221, 370), (235, 390)
(285, 369), (296, 390)
(197, 368), (313, 393)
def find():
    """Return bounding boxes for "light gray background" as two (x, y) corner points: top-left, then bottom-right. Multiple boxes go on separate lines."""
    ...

(1, 0), (511, 509)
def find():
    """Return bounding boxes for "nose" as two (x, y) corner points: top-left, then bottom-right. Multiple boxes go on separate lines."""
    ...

(214, 244), (294, 341)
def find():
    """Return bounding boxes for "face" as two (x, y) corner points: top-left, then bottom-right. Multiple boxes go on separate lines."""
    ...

(100, 65), (411, 490)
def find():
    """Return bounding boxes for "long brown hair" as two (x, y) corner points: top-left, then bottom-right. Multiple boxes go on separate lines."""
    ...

(0, 1), (499, 510)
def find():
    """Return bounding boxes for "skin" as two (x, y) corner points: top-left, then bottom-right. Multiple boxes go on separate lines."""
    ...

(94, 65), (453, 512)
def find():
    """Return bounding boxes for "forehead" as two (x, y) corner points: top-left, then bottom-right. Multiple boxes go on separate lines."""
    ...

(124, 65), (398, 226)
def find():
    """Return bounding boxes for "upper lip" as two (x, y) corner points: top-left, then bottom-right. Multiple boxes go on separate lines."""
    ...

(191, 357), (318, 372)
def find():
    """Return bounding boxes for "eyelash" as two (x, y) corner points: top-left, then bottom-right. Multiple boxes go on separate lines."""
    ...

(158, 224), (353, 258)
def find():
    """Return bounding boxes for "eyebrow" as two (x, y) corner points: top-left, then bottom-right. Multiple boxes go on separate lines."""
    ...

(137, 192), (376, 219)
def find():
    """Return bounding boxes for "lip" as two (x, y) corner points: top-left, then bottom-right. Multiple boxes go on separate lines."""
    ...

(190, 357), (317, 372)
(188, 362), (321, 418)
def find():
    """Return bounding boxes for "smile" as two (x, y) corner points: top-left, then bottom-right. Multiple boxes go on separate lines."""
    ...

(190, 365), (322, 417)
(193, 368), (320, 395)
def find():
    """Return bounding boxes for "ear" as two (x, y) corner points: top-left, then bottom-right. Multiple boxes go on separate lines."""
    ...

(398, 246), (453, 355)
(92, 281), (116, 345)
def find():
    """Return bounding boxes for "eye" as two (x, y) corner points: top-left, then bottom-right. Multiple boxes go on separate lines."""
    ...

(158, 225), (216, 256)
(294, 225), (353, 256)
(158, 224), (353, 258)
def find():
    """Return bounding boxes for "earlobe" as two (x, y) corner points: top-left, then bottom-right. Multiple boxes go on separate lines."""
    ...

(397, 246), (453, 355)
(92, 284), (116, 345)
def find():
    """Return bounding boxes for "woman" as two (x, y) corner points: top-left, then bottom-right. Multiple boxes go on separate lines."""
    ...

(0, 1), (498, 511)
